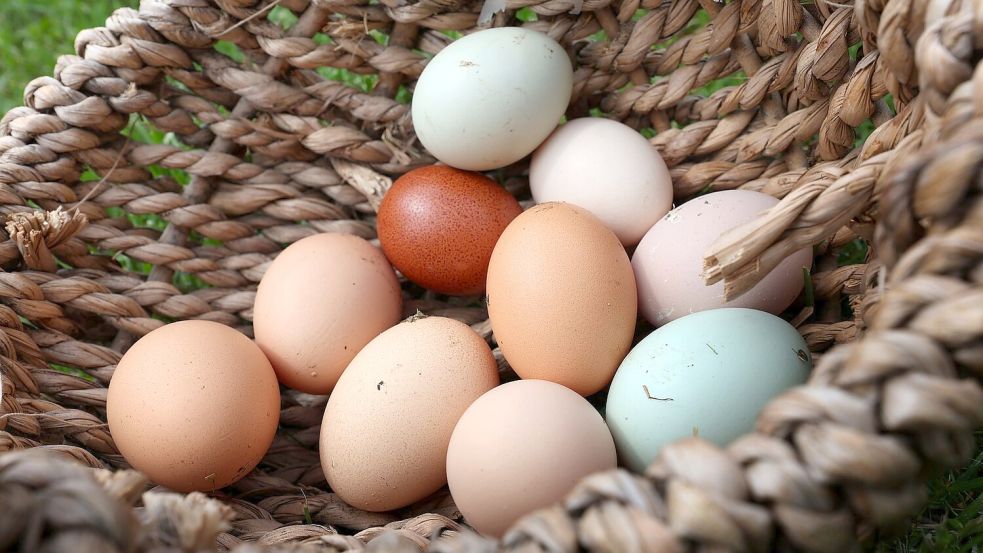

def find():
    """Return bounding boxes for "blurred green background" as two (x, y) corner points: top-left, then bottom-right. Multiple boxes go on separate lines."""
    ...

(1, 0), (139, 112)
(0, 1), (980, 551)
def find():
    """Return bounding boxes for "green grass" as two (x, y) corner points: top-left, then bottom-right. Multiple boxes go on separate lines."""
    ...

(876, 434), (983, 552)
(0, 0), (140, 113)
(1, 3), (980, 549)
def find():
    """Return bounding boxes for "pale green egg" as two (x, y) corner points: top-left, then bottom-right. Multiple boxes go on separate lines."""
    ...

(605, 308), (812, 472)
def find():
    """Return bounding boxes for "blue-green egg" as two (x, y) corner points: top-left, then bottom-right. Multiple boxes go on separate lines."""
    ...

(605, 308), (812, 472)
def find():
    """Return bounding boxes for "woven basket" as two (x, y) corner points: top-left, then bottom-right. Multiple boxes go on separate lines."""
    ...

(1, 0), (981, 551)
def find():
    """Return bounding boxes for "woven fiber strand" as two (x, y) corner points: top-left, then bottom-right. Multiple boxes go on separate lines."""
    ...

(0, 0), (980, 551)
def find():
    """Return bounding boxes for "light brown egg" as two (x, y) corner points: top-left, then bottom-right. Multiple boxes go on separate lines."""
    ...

(446, 379), (617, 537)
(107, 320), (280, 492)
(320, 316), (499, 512)
(486, 202), (637, 396)
(253, 233), (402, 394)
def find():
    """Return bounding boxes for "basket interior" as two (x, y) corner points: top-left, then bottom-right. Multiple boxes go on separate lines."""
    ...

(1, 0), (981, 551)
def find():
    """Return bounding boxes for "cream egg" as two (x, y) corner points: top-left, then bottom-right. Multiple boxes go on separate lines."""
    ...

(632, 190), (813, 326)
(411, 27), (572, 170)
(530, 117), (673, 246)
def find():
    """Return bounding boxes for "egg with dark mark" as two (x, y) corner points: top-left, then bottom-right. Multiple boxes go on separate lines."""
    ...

(253, 233), (402, 394)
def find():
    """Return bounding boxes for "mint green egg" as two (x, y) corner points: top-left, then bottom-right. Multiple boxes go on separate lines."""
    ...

(605, 308), (811, 472)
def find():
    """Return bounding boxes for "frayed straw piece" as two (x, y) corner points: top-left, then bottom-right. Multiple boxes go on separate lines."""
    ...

(330, 158), (392, 212)
(704, 154), (888, 300)
(4, 207), (88, 272)
(477, 0), (506, 25)
(141, 491), (234, 551)
(92, 468), (147, 506)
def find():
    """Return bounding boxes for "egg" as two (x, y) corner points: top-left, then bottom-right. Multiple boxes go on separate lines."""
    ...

(377, 165), (523, 295)
(446, 379), (617, 537)
(530, 117), (673, 246)
(253, 233), (402, 394)
(107, 320), (280, 492)
(411, 27), (573, 170)
(320, 316), (499, 512)
(605, 308), (812, 472)
(632, 190), (813, 326)
(486, 202), (637, 396)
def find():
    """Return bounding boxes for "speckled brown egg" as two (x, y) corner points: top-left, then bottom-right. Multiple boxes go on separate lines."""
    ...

(377, 165), (523, 296)
(253, 233), (403, 395)
(320, 316), (499, 512)
(107, 320), (280, 493)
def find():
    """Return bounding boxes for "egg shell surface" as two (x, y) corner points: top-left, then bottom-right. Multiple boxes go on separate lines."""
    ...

(320, 316), (499, 512)
(632, 189), (813, 326)
(107, 320), (281, 492)
(486, 202), (637, 396)
(411, 27), (573, 170)
(530, 117), (673, 246)
(377, 165), (523, 295)
(605, 308), (812, 472)
(446, 379), (617, 537)
(253, 233), (402, 394)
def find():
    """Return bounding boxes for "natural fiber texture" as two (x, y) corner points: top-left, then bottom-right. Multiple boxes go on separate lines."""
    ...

(0, 0), (980, 551)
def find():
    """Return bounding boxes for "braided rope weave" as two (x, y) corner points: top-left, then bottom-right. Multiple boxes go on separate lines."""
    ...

(0, 0), (980, 551)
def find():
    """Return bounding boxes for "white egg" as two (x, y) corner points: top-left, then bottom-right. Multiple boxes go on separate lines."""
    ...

(530, 117), (674, 246)
(411, 27), (573, 171)
(605, 308), (812, 472)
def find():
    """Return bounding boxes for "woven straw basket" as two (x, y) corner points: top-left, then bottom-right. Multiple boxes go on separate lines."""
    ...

(1, 0), (981, 551)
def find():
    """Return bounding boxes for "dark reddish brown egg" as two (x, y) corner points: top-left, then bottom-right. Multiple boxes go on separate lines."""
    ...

(377, 165), (523, 296)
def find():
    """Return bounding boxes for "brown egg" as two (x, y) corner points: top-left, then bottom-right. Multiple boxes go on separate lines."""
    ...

(107, 321), (280, 492)
(320, 316), (499, 512)
(377, 165), (523, 295)
(253, 233), (402, 394)
(486, 202), (637, 396)
(446, 379), (617, 537)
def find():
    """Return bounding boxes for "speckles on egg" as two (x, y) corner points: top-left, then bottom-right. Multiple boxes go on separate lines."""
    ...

(253, 233), (402, 394)
(605, 308), (812, 472)
(320, 316), (499, 512)
(377, 165), (522, 296)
